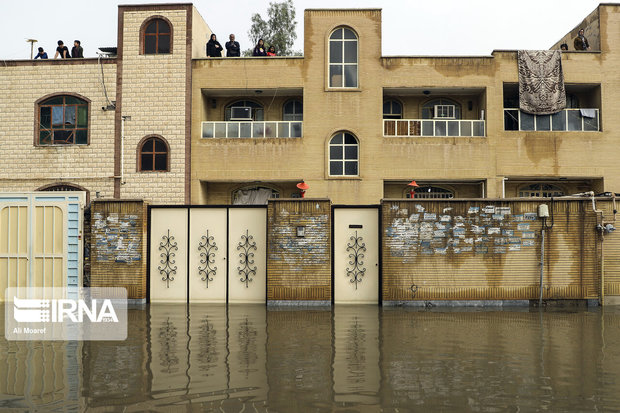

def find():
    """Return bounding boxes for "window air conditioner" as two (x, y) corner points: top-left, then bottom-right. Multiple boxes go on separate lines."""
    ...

(230, 107), (252, 120)
(433, 105), (456, 119)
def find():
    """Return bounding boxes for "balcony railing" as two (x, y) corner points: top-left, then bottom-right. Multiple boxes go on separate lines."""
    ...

(202, 121), (302, 138)
(504, 108), (599, 132)
(383, 119), (485, 137)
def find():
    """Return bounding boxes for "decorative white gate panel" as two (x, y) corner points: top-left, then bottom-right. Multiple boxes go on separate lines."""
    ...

(333, 207), (379, 304)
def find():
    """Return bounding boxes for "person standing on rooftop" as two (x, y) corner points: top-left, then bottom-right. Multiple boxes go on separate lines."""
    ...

(253, 39), (267, 56)
(225, 34), (240, 57)
(34, 47), (48, 59)
(71, 40), (83, 58)
(206, 34), (222, 57)
(54, 40), (70, 58)
(573, 29), (590, 50)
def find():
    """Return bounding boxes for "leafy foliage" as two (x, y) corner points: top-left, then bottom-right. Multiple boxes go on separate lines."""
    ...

(245, 0), (299, 56)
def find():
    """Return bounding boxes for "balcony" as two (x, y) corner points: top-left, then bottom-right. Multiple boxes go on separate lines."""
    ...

(503, 108), (599, 132)
(202, 121), (302, 139)
(383, 119), (485, 137)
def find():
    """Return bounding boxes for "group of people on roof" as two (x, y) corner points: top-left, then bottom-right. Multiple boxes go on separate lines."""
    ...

(34, 40), (83, 59)
(206, 34), (277, 57)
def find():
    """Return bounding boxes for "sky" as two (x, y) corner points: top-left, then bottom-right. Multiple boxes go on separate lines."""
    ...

(0, 0), (606, 60)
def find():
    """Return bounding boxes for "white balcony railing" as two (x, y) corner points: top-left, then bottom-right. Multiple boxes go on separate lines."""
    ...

(202, 121), (302, 138)
(504, 108), (599, 132)
(383, 119), (485, 137)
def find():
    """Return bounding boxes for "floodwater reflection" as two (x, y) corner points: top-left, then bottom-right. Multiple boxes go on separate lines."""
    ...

(1, 305), (620, 411)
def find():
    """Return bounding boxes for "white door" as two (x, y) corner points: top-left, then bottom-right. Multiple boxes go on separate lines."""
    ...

(334, 208), (379, 304)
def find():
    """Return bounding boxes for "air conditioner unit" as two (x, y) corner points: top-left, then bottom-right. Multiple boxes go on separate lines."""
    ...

(230, 106), (252, 120)
(433, 105), (456, 119)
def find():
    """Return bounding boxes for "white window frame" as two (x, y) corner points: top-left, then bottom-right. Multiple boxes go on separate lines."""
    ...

(329, 132), (359, 176)
(328, 27), (358, 88)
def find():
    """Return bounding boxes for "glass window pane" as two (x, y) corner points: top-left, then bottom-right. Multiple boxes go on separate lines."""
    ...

(344, 133), (356, 144)
(53, 130), (73, 144)
(461, 121), (472, 136)
(536, 115), (550, 131)
(584, 115), (598, 131)
(239, 123), (251, 138)
(154, 154), (167, 171)
(330, 161), (343, 175)
(278, 123), (289, 137)
(141, 154), (153, 171)
(142, 138), (153, 152)
(345, 145), (357, 160)
(65, 97), (85, 105)
(39, 131), (51, 145)
(158, 35), (170, 53)
(145, 21), (157, 33)
(154, 139), (166, 152)
(330, 41), (342, 64)
(344, 161), (358, 175)
(202, 122), (214, 138)
(448, 121), (459, 136)
(330, 146), (343, 159)
(330, 28), (343, 40)
(226, 123), (239, 137)
(344, 41), (357, 63)
(52, 106), (64, 126)
(40, 106), (51, 128)
(253, 123), (264, 138)
(296, 101), (303, 113)
(567, 110), (581, 131)
(504, 110), (519, 131)
(254, 109), (264, 121)
(291, 122), (302, 137)
(383, 101), (391, 114)
(215, 123), (227, 137)
(344, 65), (357, 87)
(283, 101), (294, 114)
(343, 29), (356, 39)
(77, 106), (88, 127)
(422, 121), (434, 136)
(76, 129), (87, 144)
(43, 97), (64, 105)
(158, 21), (170, 34)
(521, 113), (535, 131)
(473, 121), (485, 137)
(330, 65), (342, 87)
(331, 133), (343, 145)
(551, 111), (566, 131)
(264, 122), (276, 138)
(435, 121), (446, 136)
(64, 106), (76, 126)
(145, 36), (156, 54)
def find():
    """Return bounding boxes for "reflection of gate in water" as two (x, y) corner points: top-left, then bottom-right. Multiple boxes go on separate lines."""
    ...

(148, 206), (267, 303)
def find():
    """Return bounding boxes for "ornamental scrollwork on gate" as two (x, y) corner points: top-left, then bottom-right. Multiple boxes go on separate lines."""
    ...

(197, 229), (218, 288)
(158, 229), (178, 288)
(346, 231), (367, 290)
(237, 230), (257, 288)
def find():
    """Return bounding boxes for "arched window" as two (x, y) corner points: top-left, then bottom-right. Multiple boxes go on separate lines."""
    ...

(37, 94), (89, 145)
(383, 99), (403, 119)
(142, 18), (172, 54)
(232, 185), (280, 205)
(422, 98), (461, 119)
(37, 183), (90, 204)
(406, 185), (454, 199)
(329, 27), (358, 88)
(138, 136), (169, 172)
(283, 99), (303, 121)
(329, 132), (359, 176)
(225, 100), (264, 121)
(518, 184), (565, 197)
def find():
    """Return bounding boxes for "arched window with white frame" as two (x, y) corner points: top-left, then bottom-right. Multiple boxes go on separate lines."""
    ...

(329, 27), (358, 88)
(329, 132), (359, 176)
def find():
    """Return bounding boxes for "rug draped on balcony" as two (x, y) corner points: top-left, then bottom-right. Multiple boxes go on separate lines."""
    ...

(518, 50), (566, 115)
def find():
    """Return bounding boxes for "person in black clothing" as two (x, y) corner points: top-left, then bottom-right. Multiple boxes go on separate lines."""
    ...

(225, 34), (240, 57)
(206, 34), (222, 57)
(253, 39), (267, 56)
(34, 47), (48, 59)
(71, 40), (83, 58)
(54, 40), (70, 59)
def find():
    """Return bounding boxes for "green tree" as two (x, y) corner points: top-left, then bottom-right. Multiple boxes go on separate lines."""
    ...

(245, 0), (299, 56)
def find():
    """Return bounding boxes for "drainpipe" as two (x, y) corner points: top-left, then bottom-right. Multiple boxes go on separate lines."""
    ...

(540, 226), (545, 306)
(502, 177), (508, 198)
(121, 116), (131, 185)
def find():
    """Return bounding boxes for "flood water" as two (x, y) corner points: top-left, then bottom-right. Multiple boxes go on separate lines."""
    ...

(1, 304), (620, 412)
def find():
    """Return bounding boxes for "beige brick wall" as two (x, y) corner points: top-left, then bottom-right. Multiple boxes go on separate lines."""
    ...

(0, 61), (117, 198)
(118, 8), (189, 204)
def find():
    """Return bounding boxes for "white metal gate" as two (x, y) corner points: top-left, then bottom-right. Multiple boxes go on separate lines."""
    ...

(149, 206), (266, 303)
(333, 207), (380, 304)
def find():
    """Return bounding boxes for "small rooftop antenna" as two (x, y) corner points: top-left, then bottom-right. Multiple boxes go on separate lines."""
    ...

(26, 39), (38, 59)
